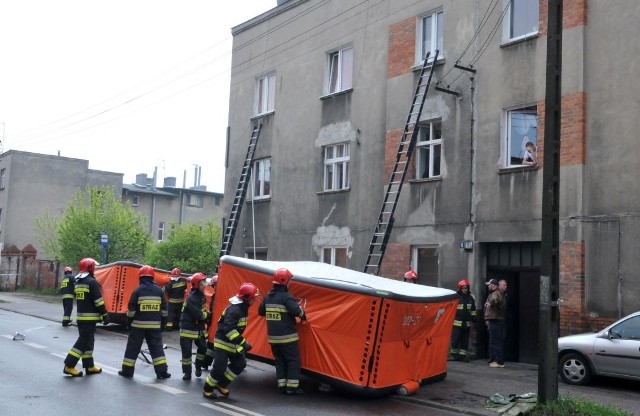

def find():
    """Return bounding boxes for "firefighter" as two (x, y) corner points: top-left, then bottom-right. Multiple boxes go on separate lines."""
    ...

(118, 265), (170, 379)
(63, 258), (109, 377)
(404, 269), (418, 283)
(165, 267), (187, 330)
(202, 274), (218, 370)
(449, 279), (477, 362)
(179, 272), (210, 380)
(59, 266), (75, 326)
(203, 282), (260, 399)
(258, 268), (306, 395)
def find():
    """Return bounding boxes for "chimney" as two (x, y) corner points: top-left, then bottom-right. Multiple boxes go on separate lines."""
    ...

(163, 177), (177, 187)
(135, 173), (148, 186)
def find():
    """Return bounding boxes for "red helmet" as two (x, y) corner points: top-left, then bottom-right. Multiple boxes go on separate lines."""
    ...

(64, 266), (73, 274)
(170, 268), (181, 277)
(138, 265), (155, 279)
(78, 258), (97, 274)
(236, 283), (260, 302)
(273, 268), (293, 285)
(457, 279), (470, 290)
(404, 269), (418, 281)
(190, 272), (207, 289)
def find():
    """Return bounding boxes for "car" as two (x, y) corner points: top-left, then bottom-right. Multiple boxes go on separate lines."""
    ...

(558, 311), (640, 385)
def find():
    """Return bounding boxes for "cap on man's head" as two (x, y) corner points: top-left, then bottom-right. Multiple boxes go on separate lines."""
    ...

(485, 278), (499, 286)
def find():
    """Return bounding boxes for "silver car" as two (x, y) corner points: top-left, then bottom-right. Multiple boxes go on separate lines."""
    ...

(558, 311), (640, 385)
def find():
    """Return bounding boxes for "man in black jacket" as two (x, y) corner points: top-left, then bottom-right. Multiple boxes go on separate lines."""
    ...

(118, 265), (171, 379)
(59, 266), (75, 326)
(165, 267), (187, 330)
(63, 258), (109, 377)
(179, 272), (209, 380)
(203, 282), (259, 399)
(258, 268), (306, 395)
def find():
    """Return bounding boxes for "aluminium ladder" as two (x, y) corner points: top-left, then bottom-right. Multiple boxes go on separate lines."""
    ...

(363, 50), (439, 275)
(217, 124), (262, 269)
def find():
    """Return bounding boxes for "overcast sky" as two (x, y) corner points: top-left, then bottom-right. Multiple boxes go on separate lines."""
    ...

(0, 1), (275, 193)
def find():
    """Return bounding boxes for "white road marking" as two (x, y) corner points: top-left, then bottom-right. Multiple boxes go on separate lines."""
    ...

(217, 402), (267, 416)
(2, 334), (13, 340)
(145, 383), (187, 395)
(25, 342), (47, 349)
(200, 402), (251, 416)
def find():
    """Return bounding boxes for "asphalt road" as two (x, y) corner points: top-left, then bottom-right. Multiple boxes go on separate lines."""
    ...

(1, 291), (639, 416)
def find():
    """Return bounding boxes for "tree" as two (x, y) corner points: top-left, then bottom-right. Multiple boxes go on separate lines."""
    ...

(144, 219), (221, 275)
(35, 185), (151, 266)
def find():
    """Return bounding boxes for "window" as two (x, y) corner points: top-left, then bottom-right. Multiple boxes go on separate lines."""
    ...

(158, 221), (165, 242)
(187, 193), (204, 207)
(505, 107), (538, 167)
(0, 168), (5, 190)
(417, 10), (444, 63)
(132, 195), (140, 206)
(326, 46), (353, 95)
(245, 249), (268, 261)
(503, 0), (539, 42)
(321, 246), (347, 268)
(252, 158), (271, 200)
(323, 143), (350, 191)
(255, 73), (275, 115)
(416, 121), (442, 179)
(412, 246), (439, 286)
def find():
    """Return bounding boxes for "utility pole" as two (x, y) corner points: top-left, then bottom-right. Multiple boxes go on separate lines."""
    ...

(539, 0), (562, 403)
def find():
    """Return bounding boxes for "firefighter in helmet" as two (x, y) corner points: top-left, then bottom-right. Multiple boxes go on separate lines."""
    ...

(404, 269), (418, 283)
(203, 282), (260, 399)
(165, 267), (187, 330)
(179, 272), (210, 380)
(63, 258), (108, 377)
(258, 268), (306, 394)
(59, 266), (75, 326)
(202, 274), (218, 370)
(118, 265), (171, 379)
(449, 279), (477, 362)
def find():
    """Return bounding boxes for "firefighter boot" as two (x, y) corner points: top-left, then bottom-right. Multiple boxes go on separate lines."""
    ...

(86, 366), (102, 375)
(202, 390), (217, 400)
(182, 372), (191, 381)
(63, 366), (83, 377)
(194, 365), (202, 377)
(118, 370), (133, 378)
(285, 387), (304, 395)
(213, 385), (229, 397)
(157, 371), (172, 379)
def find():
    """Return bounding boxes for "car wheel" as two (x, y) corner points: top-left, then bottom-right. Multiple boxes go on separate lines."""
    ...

(559, 353), (592, 385)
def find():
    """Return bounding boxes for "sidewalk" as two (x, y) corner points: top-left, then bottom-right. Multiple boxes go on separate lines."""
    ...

(1, 291), (638, 415)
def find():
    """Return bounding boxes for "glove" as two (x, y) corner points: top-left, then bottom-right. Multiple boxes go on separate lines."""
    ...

(300, 312), (307, 321)
(102, 314), (110, 326)
(244, 341), (252, 352)
(161, 319), (167, 332)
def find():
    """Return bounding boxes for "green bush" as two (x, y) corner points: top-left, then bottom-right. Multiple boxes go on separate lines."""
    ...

(529, 397), (633, 416)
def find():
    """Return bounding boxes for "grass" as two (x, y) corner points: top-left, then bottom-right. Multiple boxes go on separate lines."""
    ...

(14, 287), (62, 302)
(529, 397), (634, 416)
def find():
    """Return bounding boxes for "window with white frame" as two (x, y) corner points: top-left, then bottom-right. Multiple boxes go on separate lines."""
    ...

(252, 158), (271, 200)
(505, 107), (538, 167)
(158, 221), (165, 242)
(0, 168), (5, 190)
(326, 46), (353, 95)
(503, 0), (539, 42)
(321, 246), (347, 268)
(323, 143), (350, 191)
(187, 193), (204, 208)
(417, 10), (443, 63)
(131, 195), (140, 207)
(416, 121), (442, 179)
(255, 73), (275, 115)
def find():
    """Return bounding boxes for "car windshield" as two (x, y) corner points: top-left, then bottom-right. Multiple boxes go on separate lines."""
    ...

(608, 315), (640, 340)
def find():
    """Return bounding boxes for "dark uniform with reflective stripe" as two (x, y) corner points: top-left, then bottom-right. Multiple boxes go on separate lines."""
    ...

(203, 299), (250, 395)
(450, 291), (476, 360)
(165, 277), (187, 329)
(63, 272), (108, 370)
(120, 276), (169, 377)
(179, 289), (208, 377)
(59, 271), (75, 326)
(258, 285), (305, 391)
